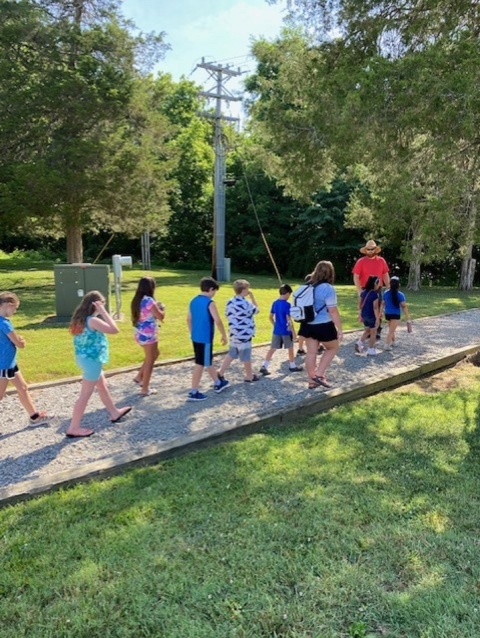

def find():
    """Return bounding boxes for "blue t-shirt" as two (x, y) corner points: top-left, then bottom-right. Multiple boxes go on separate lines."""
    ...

(270, 298), (291, 336)
(383, 289), (406, 315)
(0, 316), (16, 369)
(310, 283), (337, 325)
(189, 294), (214, 344)
(360, 289), (379, 320)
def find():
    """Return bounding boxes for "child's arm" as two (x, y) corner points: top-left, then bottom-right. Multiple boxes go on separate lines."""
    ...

(209, 302), (228, 345)
(186, 309), (192, 335)
(287, 315), (297, 340)
(247, 290), (259, 313)
(89, 301), (119, 335)
(151, 301), (165, 322)
(269, 312), (275, 326)
(401, 301), (411, 321)
(373, 298), (381, 326)
(7, 330), (26, 349)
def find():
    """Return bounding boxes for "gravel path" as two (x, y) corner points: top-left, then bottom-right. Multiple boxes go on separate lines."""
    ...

(1, 310), (480, 490)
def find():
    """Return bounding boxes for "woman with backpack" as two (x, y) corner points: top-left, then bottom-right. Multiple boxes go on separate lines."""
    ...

(297, 260), (344, 389)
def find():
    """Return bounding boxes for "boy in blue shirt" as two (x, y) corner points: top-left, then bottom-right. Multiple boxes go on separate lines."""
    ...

(186, 277), (230, 401)
(0, 291), (52, 424)
(259, 284), (303, 376)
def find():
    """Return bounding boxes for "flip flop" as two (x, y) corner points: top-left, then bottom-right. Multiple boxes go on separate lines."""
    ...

(110, 406), (133, 423)
(66, 429), (94, 438)
(140, 388), (158, 397)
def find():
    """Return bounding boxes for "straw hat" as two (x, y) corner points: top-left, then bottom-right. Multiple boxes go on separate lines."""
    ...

(360, 240), (381, 255)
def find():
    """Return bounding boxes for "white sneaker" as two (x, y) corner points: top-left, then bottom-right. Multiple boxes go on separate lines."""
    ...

(367, 348), (379, 356)
(354, 341), (364, 353)
(383, 344), (392, 351)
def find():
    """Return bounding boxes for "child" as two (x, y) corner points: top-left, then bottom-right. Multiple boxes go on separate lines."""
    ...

(66, 291), (132, 438)
(131, 276), (165, 396)
(259, 284), (302, 375)
(355, 275), (381, 356)
(186, 276), (230, 401)
(217, 279), (260, 383)
(381, 276), (412, 350)
(0, 291), (51, 424)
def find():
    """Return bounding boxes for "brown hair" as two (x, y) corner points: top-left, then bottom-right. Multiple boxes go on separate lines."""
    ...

(308, 261), (335, 285)
(131, 276), (156, 325)
(233, 279), (250, 295)
(0, 291), (20, 306)
(70, 290), (105, 335)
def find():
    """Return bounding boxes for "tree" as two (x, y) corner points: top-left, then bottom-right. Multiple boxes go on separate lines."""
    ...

(0, 0), (173, 262)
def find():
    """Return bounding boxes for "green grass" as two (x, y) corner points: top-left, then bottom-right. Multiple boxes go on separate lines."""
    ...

(1, 253), (480, 383)
(1, 373), (480, 637)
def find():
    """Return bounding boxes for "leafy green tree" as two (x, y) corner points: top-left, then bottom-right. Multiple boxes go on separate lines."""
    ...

(0, 0), (173, 262)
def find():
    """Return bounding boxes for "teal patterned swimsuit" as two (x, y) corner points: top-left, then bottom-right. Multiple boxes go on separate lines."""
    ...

(74, 316), (109, 363)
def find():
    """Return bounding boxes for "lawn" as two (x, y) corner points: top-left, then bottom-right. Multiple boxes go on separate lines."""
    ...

(1, 253), (480, 383)
(1, 365), (480, 637)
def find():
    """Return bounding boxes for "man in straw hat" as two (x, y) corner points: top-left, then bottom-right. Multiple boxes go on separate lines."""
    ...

(352, 240), (390, 349)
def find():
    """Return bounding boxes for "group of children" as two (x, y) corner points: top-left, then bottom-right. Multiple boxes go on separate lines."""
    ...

(355, 275), (412, 356)
(0, 273), (411, 436)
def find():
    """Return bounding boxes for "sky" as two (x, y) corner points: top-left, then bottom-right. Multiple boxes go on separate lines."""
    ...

(120, 0), (288, 122)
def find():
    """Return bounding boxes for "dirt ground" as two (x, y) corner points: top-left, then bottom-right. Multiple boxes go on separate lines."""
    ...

(392, 352), (480, 395)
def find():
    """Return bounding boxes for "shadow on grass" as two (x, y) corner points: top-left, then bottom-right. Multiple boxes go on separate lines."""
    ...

(2, 385), (480, 637)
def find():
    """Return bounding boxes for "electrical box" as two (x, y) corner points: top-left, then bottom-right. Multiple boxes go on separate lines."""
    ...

(54, 264), (110, 319)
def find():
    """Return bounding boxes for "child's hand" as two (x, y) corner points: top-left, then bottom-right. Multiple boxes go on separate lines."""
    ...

(17, 336), (26, 348)
(220, 335), (227, 346)
(93, 300), (106, 313)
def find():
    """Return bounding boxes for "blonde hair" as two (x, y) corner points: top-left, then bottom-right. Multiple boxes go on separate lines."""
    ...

(70, 290), (105, 335)
(233, 279), (250, 295)
(308, 261), (335, 285)
(0, 291), (20, 307)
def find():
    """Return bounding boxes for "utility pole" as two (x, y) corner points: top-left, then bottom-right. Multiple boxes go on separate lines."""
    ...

(197, 59), (242, 282)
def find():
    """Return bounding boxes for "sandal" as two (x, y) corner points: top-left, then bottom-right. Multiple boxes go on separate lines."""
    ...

(308, 375), (332, 389)
(244, 374), (260, 383)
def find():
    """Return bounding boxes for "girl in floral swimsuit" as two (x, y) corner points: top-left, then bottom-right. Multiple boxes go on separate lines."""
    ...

(131, 277), (165, 396)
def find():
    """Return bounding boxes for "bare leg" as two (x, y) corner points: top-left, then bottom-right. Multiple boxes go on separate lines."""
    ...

(218, 354), (233, 378)
(66, 379), (96, 436)
(386, 319), (399, 346)
(305, 338), (318, 378)
(11, 372), (37, 417)
(243, 361), (253, 381)
(315, 340), (339, 378)
(206, 365), (220, 383)
(191, 364), (204, 389)
(367, 327), (378, 348)
(95, 373), (132, 421)
(139, 342), (159, 395)
(287, 345), (295, 364)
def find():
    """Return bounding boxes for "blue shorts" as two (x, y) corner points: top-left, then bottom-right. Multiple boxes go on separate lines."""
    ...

(362, 316), (376, 329)
(75, 355), (103, 381)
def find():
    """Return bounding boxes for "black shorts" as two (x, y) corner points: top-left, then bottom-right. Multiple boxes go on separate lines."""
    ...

(385, 313), (400, 321)
(298, 321), (338, 343)
(0, 365), (19, 379)
(192, 341), (213, 367)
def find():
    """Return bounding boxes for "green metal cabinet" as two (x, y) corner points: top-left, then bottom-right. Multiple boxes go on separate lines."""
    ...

(54, 264), (110, 319)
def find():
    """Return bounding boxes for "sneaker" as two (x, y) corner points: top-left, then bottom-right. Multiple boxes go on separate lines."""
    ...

(187, 391), (208, 401)
(29, 412), (54, 425)
(297, 349), (306, 356)
(383, 344), (392, 351)
(289, 365), (303, 372)
(354, 342), (364, 354)
(366, 348), (379, 356)
(214, 378), (230, 393)
(244, 374), (260, 383)
(259, 366), (271, 376)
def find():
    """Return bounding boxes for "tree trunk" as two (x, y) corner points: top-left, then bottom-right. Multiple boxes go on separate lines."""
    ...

(458, 197), (477, 291)
(66, 223), (83, 263)
(407, 239), (422, 290)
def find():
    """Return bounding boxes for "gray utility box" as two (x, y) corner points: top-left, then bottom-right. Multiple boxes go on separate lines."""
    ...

(54, 264), (110, 319)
